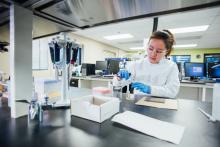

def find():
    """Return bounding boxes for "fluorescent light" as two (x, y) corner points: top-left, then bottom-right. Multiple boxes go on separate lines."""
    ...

(169, 25), (209, 34)
(174, 44), (197, 48)
(130, 47), (144, 50)
(104, 34), (133, 40)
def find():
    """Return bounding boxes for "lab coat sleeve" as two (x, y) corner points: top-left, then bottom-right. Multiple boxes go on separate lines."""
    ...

(126, 61), (136, 76)
(150, 64), (180, 98)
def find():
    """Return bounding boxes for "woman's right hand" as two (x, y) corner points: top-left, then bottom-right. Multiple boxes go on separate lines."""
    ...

(117, 70), (130, 80)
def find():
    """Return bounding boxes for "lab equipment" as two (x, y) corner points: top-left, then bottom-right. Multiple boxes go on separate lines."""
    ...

(66, 42), (72, 64)
(108, 60), (120, 74)
(72, 64), (82, 76)
(81, 63), (96, 76)
(132, 82), (151, 94)
(207, 62), (220, 78)
(28, 99), (40, 120)
(71, 47), (79, 64)
(112, 60), (134, 100)
(35, 79), (62, 107)
(95, 61), (108, 71)
(184, 62), (205, 80)
(112, 75), (133, 100)
(48, 33), (81, 107)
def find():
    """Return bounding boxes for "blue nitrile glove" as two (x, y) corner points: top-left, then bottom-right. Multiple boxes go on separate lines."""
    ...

(117, 70), (130, 80)
(132, 82), (151, 94)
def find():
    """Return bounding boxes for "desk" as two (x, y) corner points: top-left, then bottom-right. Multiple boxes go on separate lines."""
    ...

(71, 76), (112, 88)
(71, 77), (214, 101)
(179, 82), (214, 102)
(71, 77), (214, 102)
(1, 87), (219, 147)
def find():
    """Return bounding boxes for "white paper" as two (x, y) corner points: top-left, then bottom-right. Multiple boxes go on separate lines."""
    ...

(111, 111), (185, 144)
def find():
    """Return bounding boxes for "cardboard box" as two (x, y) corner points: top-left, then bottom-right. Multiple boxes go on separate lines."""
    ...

(71, 95), (120, 123)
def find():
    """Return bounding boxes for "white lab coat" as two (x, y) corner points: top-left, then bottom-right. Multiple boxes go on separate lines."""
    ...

(127, 58), (180, 98)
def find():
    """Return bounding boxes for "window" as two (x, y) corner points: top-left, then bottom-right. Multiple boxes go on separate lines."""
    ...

(32, 39), (48, 70)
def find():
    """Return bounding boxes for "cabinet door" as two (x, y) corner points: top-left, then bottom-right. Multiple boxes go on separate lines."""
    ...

(70, 79), (79, 87)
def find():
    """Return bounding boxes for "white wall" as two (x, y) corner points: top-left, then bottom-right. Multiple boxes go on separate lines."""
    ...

(0, 31), (127, 78)
(0, 25), (10, 75)
(0, 53), (9, 74)
(32, 36), (55, 78)
(69, 32), (127, 63)
(0, 25), (9, 42)
(33, 32), (127, 78)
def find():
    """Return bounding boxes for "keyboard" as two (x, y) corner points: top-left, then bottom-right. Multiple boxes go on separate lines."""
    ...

(88, 75), (101, 78)
(103, 74), (114, 78)
(101, 76), (113, 79)
(181, 80), (205, 84)
(202, 80), (216, 83)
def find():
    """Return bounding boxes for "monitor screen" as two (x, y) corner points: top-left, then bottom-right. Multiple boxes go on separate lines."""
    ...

(184, 63), (205, 77)
(176, 62), (182, 73)
(207, 62), (220, 78)
(96, 61), (107, 70)
(108, 60), (120, 74)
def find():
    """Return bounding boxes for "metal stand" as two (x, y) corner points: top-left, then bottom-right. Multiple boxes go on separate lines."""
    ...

(198, 107), (216, 122)
(52, 32), (70, 108)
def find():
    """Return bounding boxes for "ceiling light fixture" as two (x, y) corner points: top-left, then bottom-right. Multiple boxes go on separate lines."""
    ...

(130, 47), (144, 50)
(104, 34), (133, 40)
(174, 44), (197, 48)
(169, 25), (209, 34)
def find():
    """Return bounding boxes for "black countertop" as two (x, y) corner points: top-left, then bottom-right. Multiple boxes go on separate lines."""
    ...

(0, 97), (219, 147)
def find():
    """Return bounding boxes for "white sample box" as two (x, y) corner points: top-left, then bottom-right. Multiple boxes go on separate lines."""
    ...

(71, 95), (120, 123)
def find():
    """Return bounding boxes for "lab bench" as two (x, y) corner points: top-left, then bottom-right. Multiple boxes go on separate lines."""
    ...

(178, 81), (214, 102)
(70, 76), (113, 89)
(1, 87), (219, 147)
(70, 77), (214, 102)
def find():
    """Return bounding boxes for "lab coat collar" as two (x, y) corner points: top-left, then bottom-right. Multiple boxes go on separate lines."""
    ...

(145, 57), (166, 65)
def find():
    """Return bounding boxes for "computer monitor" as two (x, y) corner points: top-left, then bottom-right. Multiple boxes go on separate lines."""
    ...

(176, 62), (182, 73)
(207, 62), (220, 78)
(184, 62), (205, 80)
(95, 61), (108, 70)
(108, 60), (120, 74)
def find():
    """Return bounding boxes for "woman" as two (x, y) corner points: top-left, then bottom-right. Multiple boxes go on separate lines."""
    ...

(119, 30), (180, 98)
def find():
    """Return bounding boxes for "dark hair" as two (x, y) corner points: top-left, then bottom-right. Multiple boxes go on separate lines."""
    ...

(149, 30), (175, 57)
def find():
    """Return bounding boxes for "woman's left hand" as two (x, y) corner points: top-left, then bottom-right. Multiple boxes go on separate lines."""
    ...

(132, 82), (151, 94)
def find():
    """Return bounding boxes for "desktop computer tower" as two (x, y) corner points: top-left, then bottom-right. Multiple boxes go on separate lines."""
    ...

(81, 63), (95, 76)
